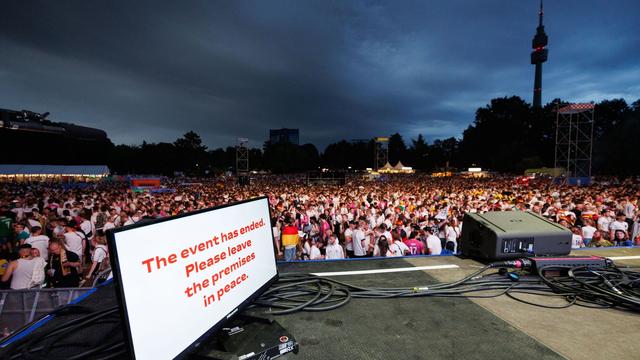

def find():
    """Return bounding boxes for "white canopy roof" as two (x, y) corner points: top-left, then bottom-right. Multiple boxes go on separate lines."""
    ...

(0, 164), (109, 176)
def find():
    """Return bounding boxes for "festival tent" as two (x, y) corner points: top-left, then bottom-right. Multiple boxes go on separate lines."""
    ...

(379, 162), (393, 172)
(0, 164), (109, 181)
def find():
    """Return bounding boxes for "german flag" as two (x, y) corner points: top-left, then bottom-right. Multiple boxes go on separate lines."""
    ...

(281, 225), (299, 247)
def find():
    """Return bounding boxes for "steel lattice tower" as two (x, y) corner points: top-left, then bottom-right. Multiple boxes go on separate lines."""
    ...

(236, 137), (249, 174)
(374, 137), (389, 171)
(554, 103), (595, 178)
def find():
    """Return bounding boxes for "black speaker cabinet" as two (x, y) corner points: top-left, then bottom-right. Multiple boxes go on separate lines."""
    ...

(460, 211), (572, 260)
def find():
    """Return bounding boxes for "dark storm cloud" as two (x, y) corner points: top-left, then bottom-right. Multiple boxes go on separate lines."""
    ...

(1, 0), (638, 149)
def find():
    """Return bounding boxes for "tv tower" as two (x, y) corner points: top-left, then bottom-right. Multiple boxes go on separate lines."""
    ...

(531, 0), (548, 108)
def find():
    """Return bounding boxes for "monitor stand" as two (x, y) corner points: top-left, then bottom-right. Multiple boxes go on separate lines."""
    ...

(191, 314), (299, 360)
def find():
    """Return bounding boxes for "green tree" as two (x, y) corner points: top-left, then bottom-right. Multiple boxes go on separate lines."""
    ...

(173, 131), (208, 174)
(388, 133), (407, 165)
(262, 142), (315, 173)
(174, 131), (206, 151)
(430, 137), (460, 169)
(409, 134), (428, 169)
(322, 140), (351, 169)
(458, 96), (532, 172)
(593, 99), (638, 175)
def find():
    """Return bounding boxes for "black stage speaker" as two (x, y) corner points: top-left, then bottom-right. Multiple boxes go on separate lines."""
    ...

(460, 211), (572, 260)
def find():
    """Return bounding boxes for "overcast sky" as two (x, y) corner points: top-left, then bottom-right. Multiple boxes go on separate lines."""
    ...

(1, 1), (638, 150)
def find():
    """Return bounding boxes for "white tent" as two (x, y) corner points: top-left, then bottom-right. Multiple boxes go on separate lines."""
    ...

(0, 164), (109, 181)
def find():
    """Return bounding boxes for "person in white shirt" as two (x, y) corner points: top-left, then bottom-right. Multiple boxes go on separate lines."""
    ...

(609, 213), (629, 241)
(27, 216), (41, 229)
(581, 219), (597, 245)
(11, 203), (26, 221)
(300, 235), (312, 260)
(1, 244), (37, 289)
(63, 220), (86, 264)
(633, 214), (640, 243)
(352, 221), (368, 257)
(571, 227), (585, 248)
(444, 219), (460, 253)
(85, 232), (109, 282)
(272, 220), (283, 257)
(392, 233), (410, 256)
(383, 215), (393, 230)
(343, 221), (356, 258)
(309, 241), (324, 260)
(90, 206), (99, 232)
(376, 224), (392, 248)
(373, 236), (391, 257)
(623, 199), (636, 226)
(597, 211), (613, 234)
(24, 226), (50, 260)
(122, 211), (136, 226)
(424, 228), (442, 255)
(325, 235), (345, 260)
(103, 220), (116, 231)
(377, 235), (402, 257)
(109, 208), (121, 227)
(58, 203), (72, 218)
(51, 218), (66, 239)
(29, 248), (47, 288)
(78, 212), (93, 241)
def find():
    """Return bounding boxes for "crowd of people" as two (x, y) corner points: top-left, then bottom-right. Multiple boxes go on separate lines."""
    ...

(1, 174), (639, 289)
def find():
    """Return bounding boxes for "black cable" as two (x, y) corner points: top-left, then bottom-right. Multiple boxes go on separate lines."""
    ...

(8, 305), (125, 360)
(536, 265), (640, 312)
(66, 322), (125, 360)
(255, 262), (640, 314)
(506, 292), (576, 309)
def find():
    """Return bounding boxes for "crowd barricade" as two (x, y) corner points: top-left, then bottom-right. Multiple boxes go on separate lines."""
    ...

(0, 287), (93, 339)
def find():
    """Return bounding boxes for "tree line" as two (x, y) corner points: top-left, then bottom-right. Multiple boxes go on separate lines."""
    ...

(105, 96), (639, 176)
(5, 96), (636, 176)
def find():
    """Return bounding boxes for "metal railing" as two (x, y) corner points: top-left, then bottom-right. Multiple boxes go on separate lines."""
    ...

(0, 287), (93, 338)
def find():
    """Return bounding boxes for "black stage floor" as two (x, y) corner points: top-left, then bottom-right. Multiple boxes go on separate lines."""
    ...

(272, 258), (561, 360)
(4, 249), (640, 359)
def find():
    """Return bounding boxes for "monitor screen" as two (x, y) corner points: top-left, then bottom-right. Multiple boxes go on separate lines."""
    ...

(107, 197), (278, 360)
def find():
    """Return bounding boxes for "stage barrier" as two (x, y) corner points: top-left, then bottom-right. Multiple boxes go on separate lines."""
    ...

(0, 287), (93, 338)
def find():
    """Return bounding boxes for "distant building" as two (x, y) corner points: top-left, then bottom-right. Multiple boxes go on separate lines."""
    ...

(269, 128), (299, 145)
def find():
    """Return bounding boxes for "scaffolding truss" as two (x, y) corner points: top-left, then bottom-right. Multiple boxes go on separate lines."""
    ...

(236, 137), (249, 174)
(554, 103), (595, 178)
(374, 137), (389, 171)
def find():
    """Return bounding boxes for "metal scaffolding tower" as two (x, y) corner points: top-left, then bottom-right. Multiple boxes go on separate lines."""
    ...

(374, 137), (389, 171)
(236, 137), (249, 174)
(554, 103), (595, 178)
